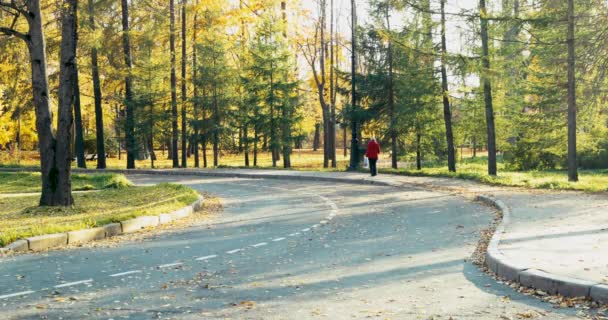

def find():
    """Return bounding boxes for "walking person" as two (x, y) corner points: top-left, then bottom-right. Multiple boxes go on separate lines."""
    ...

(365, 137), (380, 176)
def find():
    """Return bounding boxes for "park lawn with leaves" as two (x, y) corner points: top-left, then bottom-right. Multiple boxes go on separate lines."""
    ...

(0, 172), (133, 193)
(0, 183), (199, 247)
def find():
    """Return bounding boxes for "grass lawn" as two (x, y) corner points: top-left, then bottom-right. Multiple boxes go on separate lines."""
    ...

(0, 183), (199, 246)
(381, 158), (608, 193)
(3, 150), (608, 192)
(0, 172), (132, 193)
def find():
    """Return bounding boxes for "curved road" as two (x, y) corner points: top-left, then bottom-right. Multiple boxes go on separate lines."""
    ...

(0, 175), (581, 319)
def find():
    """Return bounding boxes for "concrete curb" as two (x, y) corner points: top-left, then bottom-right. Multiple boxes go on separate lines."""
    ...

(476, 195), (608, 304)
(1, 195), (204, 253)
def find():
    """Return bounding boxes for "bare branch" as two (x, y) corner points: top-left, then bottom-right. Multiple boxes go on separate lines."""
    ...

(0, 26), (28, 41)
(0, 0), (28, 16)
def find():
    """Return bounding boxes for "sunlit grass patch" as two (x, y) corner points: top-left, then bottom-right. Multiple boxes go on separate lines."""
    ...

(0, 172), (133, 193)
(0, 183), (199, 246)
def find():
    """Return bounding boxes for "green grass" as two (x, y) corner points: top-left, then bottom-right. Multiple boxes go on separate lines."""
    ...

(0, 183), (199, 246)
(0, 172), (132, 193)
(380, 158), (608, 193)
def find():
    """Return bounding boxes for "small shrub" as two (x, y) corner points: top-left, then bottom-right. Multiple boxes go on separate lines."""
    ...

(103, 175), (133, 189)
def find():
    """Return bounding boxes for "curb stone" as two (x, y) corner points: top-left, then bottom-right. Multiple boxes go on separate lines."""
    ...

(27, 233), (68, 251)
(591, 284), (608, 304)
(476, 194), (607, 302)
(1, 196), (203, 253)
(121, 216), (160, 233)
(6, 240), (28, 253)
(68, 227), (106, 244)
(104, 223), (123, 237)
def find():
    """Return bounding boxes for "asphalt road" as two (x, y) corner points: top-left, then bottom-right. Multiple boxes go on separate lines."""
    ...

(0, 175), (582, 319)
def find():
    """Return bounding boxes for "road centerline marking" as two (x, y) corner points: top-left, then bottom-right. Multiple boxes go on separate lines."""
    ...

(272, 237), (286, 242)
(54, 279), (93, 288)
(0, 291), (35, 300)
(195, 255), (218, 261)
(251, 242), (268, 247)
(109, 270), (142, 277)
(226, 249), (242, 254)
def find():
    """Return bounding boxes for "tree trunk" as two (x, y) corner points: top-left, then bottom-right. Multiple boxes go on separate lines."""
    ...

(253, 126), (258, 167)
(88, 0), (106, 169)
(73, 64), (86, 169)
(17, 0), (74, 205)
(213, 87), (219, 167)
(473, 136), (477, 158)
(115, 103), (122, 160)
(244, 125), (250, 166)
(193, 1), (199, 168)
(329, 0), (336, 168)
(386, 5), (397, 169)
(170, 0), (179, 168)
(440, 0), (456, 172)
(348, 0), (359, 170)
(479, 0), (497, 176)
(121, 0), (136, 169)
(416, 132), (422, 170)
(45, 0), (79, 206)
(567, 0), (578, 182)
(181, 0), (187, 168)
(343, 124), (347, 157)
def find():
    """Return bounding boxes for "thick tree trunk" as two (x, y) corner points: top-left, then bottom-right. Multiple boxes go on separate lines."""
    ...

(170, 0), (179, 168)
(181, 0), (187, 168)
(567, 0), (578, 182)
(46, 0), (79, 206)
(18, 0), (74, 206)
(440, 0), (456, 172)
(88, 0), (106, 169)
(121, 0), (136, 169)
(416, 133), (422, 170)
(480, 0), (497, 176)
(73, 64), (86, 169)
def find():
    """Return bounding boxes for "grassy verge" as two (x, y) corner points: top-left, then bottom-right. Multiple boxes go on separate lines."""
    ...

(0, 172), (132, 193)
(0, 183), (199, 246)
(379, 159), (608, 193)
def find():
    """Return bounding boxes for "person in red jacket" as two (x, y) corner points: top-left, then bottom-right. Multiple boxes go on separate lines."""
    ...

(365, 137), (380, 176)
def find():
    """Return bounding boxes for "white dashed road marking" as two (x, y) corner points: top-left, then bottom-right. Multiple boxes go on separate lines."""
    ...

(272, 237), (286, 242)
(288, 233), (300, 237)
(54, 279), (93, 288)
(227, 249), (242, 254)
(109, 270), (142, 277)
(251, 242), (268, 247)
(0, 291), (35, 300)
(302, 228), (310, 232)
(195, 255), (218, 261)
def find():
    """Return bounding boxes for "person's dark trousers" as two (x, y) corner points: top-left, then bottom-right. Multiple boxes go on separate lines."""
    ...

(369, 158), (378, 176)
